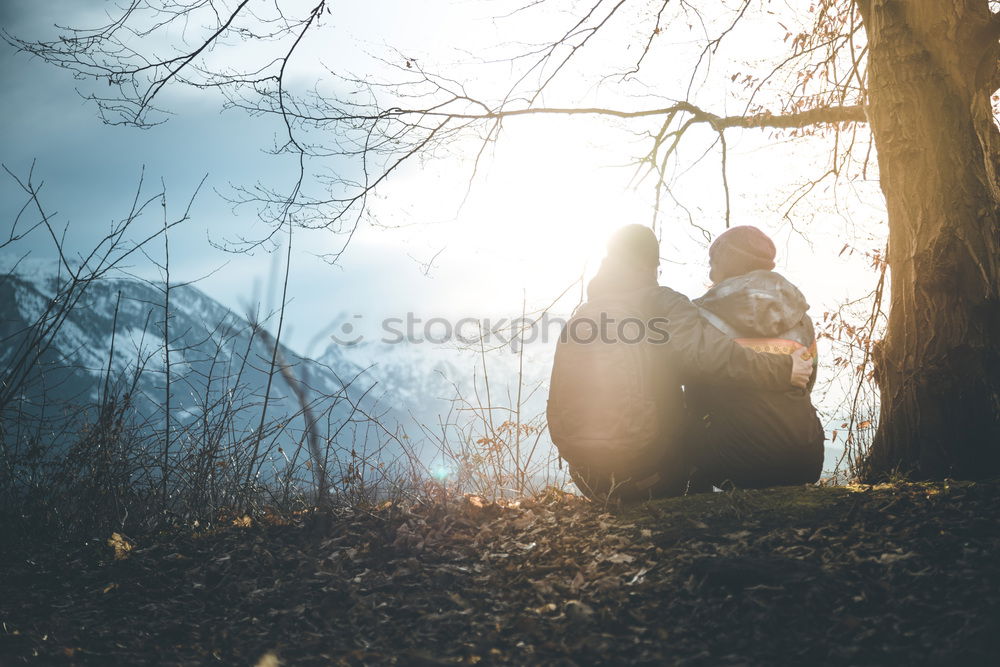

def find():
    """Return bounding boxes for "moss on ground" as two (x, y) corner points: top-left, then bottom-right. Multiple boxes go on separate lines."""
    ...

(638, 483), (852, 523)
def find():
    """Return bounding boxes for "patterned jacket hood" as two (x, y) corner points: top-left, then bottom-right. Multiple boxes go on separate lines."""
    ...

(694, 269), (811, 342)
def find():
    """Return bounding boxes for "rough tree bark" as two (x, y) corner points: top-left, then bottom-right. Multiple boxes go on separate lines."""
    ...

(856, 0), (1000, 479)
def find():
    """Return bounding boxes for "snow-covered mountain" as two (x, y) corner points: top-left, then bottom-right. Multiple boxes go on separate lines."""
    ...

(318, 339), (466, 418)
(0, 269), (412, 462)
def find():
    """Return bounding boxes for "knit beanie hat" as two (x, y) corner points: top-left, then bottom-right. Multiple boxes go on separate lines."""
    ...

(606, 224), (660, 269)
(708, 225), (776, 283)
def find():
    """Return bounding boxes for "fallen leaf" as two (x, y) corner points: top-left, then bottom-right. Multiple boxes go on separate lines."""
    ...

(107, 533), (133, 560)
(606, 552), (635, 564)
(565, 600), (595, 623)
(255, 652), (281, 667)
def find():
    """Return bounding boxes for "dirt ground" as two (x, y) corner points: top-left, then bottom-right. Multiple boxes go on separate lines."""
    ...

(3, 480), (999, 665)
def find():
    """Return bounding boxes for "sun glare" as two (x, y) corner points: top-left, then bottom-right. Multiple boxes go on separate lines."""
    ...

(449, 119), (657, 301)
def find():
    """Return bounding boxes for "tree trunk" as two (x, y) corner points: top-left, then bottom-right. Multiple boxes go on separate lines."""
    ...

(856, 0), (1000, 479)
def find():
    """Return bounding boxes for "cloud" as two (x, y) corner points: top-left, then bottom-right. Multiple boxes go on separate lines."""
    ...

(1, 0), (108, 34)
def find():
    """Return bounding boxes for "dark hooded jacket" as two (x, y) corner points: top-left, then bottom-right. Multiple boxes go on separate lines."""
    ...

(568, 259), (796, 498)
(686, 269), (825, 488)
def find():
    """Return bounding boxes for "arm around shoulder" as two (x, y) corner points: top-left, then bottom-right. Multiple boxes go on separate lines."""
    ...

(647, 288), (793, 391)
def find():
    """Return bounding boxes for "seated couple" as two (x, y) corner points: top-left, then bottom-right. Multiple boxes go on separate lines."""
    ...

(548, 224), (824, 500)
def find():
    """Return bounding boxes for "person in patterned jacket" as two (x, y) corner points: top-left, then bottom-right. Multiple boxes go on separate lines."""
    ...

(685, 225), (825, 490)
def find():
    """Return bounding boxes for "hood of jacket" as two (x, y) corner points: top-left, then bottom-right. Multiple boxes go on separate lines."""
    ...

(586, 256), (658, 301)
(694, 269), (809, 338)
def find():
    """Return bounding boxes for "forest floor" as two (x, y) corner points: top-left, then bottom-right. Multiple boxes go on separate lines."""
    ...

(2, 479), (999, 666)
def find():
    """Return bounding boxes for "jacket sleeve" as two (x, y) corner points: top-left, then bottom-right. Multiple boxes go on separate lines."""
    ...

(802, 315), (818, 394)
(647, 287), (793, 391)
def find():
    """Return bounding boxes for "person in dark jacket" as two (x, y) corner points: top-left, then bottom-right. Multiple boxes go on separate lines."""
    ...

(685, 225), (825, 490)
(563, 225), (813, 500)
